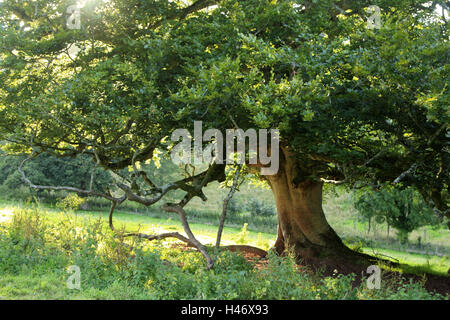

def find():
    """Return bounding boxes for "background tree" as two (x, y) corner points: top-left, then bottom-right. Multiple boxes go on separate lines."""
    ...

(0, 0), (448, 268)
(354, 185), (441, 243)
(0, 152), (113, 201)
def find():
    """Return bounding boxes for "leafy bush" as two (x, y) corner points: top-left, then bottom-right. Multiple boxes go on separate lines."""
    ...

(235, 223), (249, 244)
(8, 207), (47, 246)
(57, 194), (86, 212)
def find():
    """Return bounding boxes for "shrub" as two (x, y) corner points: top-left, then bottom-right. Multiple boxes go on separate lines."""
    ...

(235, 223), (249, 244)
(57, 194), (85, 212)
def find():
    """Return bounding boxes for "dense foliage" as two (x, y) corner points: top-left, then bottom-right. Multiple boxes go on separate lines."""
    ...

(0, 0), (447, 215)
(354, 185), (440, 243)
(0, 152), (113, 200)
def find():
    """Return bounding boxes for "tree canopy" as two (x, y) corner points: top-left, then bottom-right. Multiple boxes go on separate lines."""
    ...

(0, 0), (448, 265)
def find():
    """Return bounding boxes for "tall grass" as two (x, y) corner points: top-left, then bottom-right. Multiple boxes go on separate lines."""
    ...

(0, 208), (446, 300)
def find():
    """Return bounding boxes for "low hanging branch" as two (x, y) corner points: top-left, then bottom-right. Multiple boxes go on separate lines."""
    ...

(106, 193), (215, 268)
(108, 201), (195, 247)
(110, 162), (267, 266)
(21, 152), (266, 269)
(107, 163), (225, 269)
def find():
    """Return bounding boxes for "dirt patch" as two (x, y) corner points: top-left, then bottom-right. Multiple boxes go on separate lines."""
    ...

(168, 242), (194, 252)
(401, 273), (450, 296)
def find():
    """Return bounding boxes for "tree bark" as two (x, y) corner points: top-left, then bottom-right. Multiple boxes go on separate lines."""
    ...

(430, 188), (450, 229)
(265, 147), (371, 267)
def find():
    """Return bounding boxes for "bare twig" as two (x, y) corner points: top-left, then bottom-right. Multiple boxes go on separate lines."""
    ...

(216, 164), (242, 248)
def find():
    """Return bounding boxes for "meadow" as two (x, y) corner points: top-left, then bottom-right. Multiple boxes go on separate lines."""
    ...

(0, 190), (448, 300)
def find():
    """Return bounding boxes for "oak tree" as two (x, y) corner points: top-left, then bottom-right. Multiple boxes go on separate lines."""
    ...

(0, 0), (448, 268)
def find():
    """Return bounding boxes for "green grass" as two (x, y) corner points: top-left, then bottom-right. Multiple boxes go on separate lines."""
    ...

(0, 205), (446, 300)
(360, 247), (449, 276)
(0, 200), (448, 276)
(0, 201), (275, 249)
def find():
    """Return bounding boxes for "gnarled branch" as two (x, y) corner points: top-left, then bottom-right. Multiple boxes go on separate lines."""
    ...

(162, 203), (214, 269)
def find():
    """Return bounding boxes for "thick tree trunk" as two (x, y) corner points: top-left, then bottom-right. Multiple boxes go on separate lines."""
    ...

(430, 188), (450, 229)
(265, 148), (371, 268)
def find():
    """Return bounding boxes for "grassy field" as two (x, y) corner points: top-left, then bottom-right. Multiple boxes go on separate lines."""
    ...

(1, 199), (449, 275)
(0, 179), (449, 300)
(7, 178), (448, 252)
(0, 203), (448, 300)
